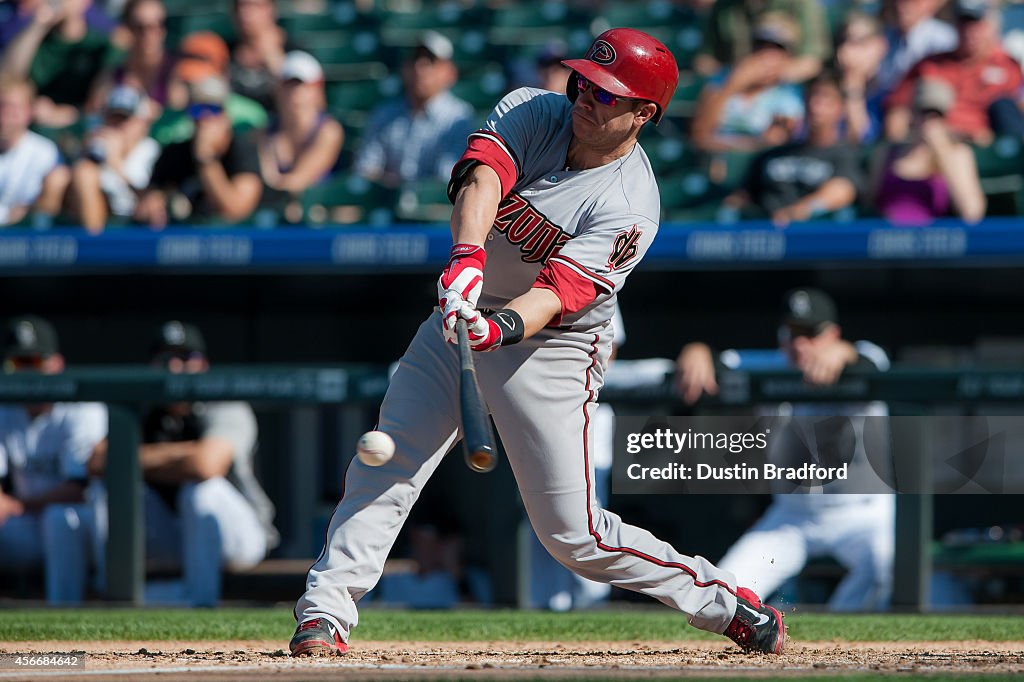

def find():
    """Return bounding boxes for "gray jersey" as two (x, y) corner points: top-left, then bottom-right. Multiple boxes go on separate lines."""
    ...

(458, 88), (660, 333)
(0, 403), (107, 499)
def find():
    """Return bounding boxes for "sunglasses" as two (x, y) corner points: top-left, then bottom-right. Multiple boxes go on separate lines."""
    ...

(576, 75), (634, 107)
(187, 103), (224, 120)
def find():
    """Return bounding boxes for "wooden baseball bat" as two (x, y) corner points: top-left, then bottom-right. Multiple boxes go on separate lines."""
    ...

(456, 318), (497, 473)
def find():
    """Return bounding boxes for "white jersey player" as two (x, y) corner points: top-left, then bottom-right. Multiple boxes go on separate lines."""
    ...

(291, 29), (786, 656)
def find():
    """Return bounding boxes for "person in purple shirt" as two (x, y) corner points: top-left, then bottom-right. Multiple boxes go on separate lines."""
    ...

(0, 0), (114, 50)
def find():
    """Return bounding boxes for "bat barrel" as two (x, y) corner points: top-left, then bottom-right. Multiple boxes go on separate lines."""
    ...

(456, 318), (498, 473)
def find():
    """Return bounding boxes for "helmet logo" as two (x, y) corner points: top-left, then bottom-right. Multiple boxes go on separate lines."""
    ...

(588, 40), (616, 65)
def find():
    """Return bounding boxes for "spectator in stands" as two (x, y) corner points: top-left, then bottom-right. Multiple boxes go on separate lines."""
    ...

(837, 14), (890, 143)
(84, 321), (276, 606)
(0, 76), (68, 226)
(0, 0), (116, 51)
(885, 0), (1023, 146)
(876, 0), (958, 95)
(720, 73), (861, 227)
(0, 0), (124, 128)
(228, 0), (290, 111)
(694, 0), (831, 83)
(873, 79), (986, 225)
(67, 84), (160, 232)
(0, 315), (107, 604)
(354, 31), (475, 188)
(535, 42), (571, 94)
(258, 51), (343, 215)
(691, 15), (804, 152)
(90, 0), (172, 111)
(677, 289), (894, 611)
(136, 75), (262, 227)
(152, 31), (267, 147)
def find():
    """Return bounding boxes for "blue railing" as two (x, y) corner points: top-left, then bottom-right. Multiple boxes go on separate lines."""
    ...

(2, 218), (1022, 272)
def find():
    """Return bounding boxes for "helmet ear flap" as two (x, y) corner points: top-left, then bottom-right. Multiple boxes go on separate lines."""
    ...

(566, 71), (580, 103)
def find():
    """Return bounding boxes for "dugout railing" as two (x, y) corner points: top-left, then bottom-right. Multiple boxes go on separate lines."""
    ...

(2, 365), (1022, 609)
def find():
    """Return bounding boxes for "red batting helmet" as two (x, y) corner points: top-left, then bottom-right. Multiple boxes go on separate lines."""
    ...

(563, 28), (679, 124)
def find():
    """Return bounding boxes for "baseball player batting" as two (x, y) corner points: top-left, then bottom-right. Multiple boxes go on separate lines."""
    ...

(290, 28), (785, 656)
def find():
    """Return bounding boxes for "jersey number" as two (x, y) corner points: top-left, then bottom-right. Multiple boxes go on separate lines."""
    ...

(608, 226), (642, 271)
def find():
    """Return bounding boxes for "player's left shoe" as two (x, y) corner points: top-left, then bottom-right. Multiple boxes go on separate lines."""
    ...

(289, 618), (349, 657)
(723, 587), (786, 654)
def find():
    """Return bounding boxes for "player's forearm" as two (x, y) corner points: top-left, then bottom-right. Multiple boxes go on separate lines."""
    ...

(140, 439), (231, 481)
(504, 288), (563, 339)
(450, 164), (502, 246)
(20, 481), (86, 513)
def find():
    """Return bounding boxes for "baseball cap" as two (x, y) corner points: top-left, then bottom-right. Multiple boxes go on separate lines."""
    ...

(105, 84), (143, 116)
(536, 41), (568, 69)
(413, 30), (454, 61)
(954, 0), (990, 20)
(780, 288), (838, 330)
(3, 315), (59, 358)
(151, 320), (206, 357)
(189, 75), (229, 106)
(280, 50), (324, 83)
(176, 32), (230, 83)
(752, 13), (798, 51)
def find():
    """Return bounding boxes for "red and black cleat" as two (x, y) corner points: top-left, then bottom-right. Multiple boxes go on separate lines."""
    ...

(724, 587), (787, 654)
(289, 618), (349, 657)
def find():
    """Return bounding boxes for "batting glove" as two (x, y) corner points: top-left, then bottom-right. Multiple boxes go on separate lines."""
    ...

(453, 303), (525, 352)
(438, 244), (486, 311)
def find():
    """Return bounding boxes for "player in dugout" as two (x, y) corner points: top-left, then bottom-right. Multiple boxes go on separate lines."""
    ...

(290, 29), (785, 657)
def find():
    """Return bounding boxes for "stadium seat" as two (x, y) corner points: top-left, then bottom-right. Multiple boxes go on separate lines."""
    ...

(451, 65), (509, 111)
(395, 181), (452, 223)
(327, 77), (402, 121)
(301, 174), (398, 226)
(974, 137), (1024, 214)
(304, 34), (391, 79)
(595, 2), (705, 68)
(489, 3), (591, 47)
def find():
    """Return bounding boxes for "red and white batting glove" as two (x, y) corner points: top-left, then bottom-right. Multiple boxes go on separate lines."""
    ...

(458, 304), (502, 352)
(448, 303), (525, 353)
(438, 243), (486, 314)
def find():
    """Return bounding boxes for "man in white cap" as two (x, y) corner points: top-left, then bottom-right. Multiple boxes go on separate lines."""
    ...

(353, 30), (475, 188)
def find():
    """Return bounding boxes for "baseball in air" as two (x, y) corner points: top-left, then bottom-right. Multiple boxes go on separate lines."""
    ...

(356, 431), (395, 466)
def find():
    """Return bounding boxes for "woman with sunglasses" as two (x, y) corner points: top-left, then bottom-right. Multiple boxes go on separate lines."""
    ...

(290, 29), (786, 659)
(88, 0), (171, 115)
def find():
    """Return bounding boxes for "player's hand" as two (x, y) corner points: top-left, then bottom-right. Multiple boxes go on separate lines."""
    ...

(455, 303), (502, 352)
(0, 491), (25, 526)
(795, 340), (855, 385)
(438, 243), (486, 335)
(675, 342), (718, 405)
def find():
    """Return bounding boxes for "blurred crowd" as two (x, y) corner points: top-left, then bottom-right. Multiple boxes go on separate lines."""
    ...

(2, 0), (1024, 229)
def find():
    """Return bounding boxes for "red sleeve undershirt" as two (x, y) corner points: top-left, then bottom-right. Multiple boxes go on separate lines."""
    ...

(532, 257), (614, 324)
(447, 132), (519, 202)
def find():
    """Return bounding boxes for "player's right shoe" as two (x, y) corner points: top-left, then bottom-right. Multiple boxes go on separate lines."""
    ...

(723, 587), (786, 654)
(289, 618), (349, 657)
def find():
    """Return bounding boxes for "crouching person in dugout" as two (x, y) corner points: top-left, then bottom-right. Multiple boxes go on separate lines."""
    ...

(60, 321), (278, 605)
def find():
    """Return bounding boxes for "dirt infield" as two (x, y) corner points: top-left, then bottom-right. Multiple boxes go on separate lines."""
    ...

(1, 640), (1022, 680)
